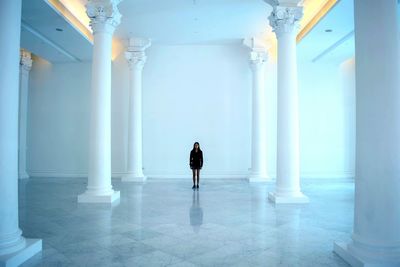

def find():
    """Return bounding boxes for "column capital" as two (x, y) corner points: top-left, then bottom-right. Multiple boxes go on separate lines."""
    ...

(125, 38), (151, 69)
(243, 38), (268, 69)
(268, 5), (303, 37)
(86, 0), (122, 34)
(125, 51), (146, 69)
(250, 51), (268, 70)
(20, 49), (32, 72)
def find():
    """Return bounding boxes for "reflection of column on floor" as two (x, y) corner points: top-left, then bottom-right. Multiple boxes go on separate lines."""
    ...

(243, 38), (269, 183)
(126, 184), (143, 226)
(273, 206), (301, 265)
(334, 1), (400, 266)
(75, 202), (115, 260)
(265, 0), (308, 204)
(21, 178), (41, 238)
(190, 190), (203, 233)
(19, 49), (32, 179)
(78, 0), (122, 203)
(250, 185), (268, 224)
(0, 1), (42, 265)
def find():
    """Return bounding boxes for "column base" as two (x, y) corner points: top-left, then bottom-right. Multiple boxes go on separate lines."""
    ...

(121, 174), (147, 183)
(0, 238), (42, 267)
(18, 172), (29, 179)
(334, 242), (400, 267)
(247, 175), (270, 183)
(268, 191), (309, 204)
(78, 190), (120, 203)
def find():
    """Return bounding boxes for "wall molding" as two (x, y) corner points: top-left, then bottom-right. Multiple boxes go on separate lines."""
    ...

(28, 169), (354, 180)
(29, 170), (87, 178)
(146, 174), (248, 180)
(300, 171), (354, 179)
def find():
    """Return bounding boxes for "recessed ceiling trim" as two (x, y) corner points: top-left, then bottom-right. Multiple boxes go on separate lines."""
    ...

(297, 0), (339, 43)
(311, 30), (354, 62)
(45, 0), (93, 43)
(21, 21), (81, 62)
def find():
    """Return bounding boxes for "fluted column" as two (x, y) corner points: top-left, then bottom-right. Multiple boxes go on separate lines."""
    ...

(19, 49), (32, 179)
(0, 1), (42, 265)
(122, 38), (150, 183)
(334, 1), (400, 266)
(78, 0), (122, 203)
(267, 3), (308, 203)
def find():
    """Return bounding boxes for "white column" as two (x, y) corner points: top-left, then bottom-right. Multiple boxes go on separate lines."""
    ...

(334, 1), (400, 266)
(19, 49), (32, 180)
(122, 38), (151, 183)
(244, 38), (269, 182)
(267, 4), (308, 203)
(78, 0), (122, 203)
(0, 1), (42, 266)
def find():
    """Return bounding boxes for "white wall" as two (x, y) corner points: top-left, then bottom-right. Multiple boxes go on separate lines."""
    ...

(28, 57), (91, 177)
(142, 45), (252, 178)
(298, 58), (355, 178)
(27, 44), (253, 178)
(27, 44), (355, 179)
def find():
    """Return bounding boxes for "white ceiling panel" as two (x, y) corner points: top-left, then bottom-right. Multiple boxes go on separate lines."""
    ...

(115, 0), (271, 45)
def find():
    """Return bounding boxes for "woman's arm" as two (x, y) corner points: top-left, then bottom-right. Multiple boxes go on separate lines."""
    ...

(200, 151), (203, 168)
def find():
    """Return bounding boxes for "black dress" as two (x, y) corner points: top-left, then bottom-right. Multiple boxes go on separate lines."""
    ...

(190, 150), (203, 169)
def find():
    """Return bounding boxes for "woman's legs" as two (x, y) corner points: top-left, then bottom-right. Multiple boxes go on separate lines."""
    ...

(192, 169), (200, 188)
(192, 169), (196, 187)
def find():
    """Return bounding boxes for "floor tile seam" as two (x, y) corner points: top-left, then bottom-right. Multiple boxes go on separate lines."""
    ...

(122, 250), (184, 266)
(143, 243), (215, 263)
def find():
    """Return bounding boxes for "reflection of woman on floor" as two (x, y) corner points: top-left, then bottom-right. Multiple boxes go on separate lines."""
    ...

(190, 189), (203, 233)
(189, 142), (203, 189)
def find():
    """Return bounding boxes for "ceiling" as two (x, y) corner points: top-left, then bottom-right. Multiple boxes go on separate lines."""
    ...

(297, 0), (354, 64)
(115, 0), (271, 45)
(20, 0), (356, 64)
(21, 0), (93, 63)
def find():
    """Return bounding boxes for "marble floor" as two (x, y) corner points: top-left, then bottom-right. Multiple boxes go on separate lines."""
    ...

(19, 178), (353, 267)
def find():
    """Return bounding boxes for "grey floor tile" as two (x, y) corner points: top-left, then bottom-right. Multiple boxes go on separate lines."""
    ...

(18, 178), (352, 267)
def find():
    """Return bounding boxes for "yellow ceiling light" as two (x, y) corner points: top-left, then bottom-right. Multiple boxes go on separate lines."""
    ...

(297, 0), (338, 43)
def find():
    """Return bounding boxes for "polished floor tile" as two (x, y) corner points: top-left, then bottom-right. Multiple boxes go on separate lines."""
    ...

(19, 178), (353, 266)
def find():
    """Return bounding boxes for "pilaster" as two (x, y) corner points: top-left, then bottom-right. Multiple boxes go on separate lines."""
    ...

(18, 49), (32, 179)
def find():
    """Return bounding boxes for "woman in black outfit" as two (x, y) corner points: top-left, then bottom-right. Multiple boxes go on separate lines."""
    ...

(190, 142), (203, 189)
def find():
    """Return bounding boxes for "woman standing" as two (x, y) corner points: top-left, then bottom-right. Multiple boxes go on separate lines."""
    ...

(190, 142), (203, 189)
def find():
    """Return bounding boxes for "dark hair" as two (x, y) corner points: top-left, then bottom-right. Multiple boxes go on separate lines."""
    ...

(192, 142), (201, 152)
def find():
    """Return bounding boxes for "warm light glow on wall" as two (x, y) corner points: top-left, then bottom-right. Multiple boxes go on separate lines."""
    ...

(112, 39), (125, 61)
